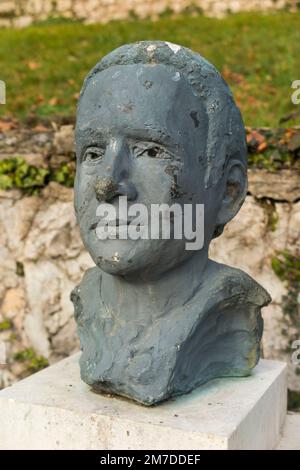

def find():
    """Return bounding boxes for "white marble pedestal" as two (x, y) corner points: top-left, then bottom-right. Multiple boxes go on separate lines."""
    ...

(0, 353), (287, 450)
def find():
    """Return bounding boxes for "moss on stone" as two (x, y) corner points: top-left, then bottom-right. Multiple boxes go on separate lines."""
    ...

(0, 158), (50, 193)
(288, 389), (300, 411)
(14, 347), (49, 373)
(258, 198), (279, 232)
(16, 261), (24, 277)
(247, 128), (300, 171)
(0, 157), (75, 193)
(272, 250), (300, 364)
(0, 318), (12, 331)
(271, 251), (300, 284)
(52, 162), (75, 187)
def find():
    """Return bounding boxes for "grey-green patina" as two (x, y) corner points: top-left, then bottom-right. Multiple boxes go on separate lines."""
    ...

(71, 41), (271, 406)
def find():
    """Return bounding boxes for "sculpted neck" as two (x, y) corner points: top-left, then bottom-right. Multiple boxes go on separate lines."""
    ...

(100, 249), (209, 322)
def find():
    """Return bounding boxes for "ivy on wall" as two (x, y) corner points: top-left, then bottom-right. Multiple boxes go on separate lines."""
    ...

(0, 157), (75, 193)
(271, 250), (300, 411)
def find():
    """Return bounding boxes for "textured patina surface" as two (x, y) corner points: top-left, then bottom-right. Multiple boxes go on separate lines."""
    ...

(71, 41), (271, 405)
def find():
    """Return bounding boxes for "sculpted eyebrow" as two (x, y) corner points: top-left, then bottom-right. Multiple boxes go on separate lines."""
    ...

(131, 126), (172, 144)
(77, 127), (106, 139)
(77, 126), (180, 150)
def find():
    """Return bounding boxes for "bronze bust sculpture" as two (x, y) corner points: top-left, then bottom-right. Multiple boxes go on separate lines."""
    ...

(71, 41), (271, 405)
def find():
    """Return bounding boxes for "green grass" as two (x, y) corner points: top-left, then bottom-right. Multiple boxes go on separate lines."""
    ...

(0, 12), (299, 126)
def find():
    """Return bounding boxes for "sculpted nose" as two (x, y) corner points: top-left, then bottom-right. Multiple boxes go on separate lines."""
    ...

(94, 138), (137, 202)
(94, 176), (137, 202)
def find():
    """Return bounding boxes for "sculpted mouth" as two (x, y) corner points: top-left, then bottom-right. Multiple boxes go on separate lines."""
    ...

(89, 218), (142, 231)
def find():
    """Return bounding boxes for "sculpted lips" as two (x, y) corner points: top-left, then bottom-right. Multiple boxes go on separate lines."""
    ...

(89, 218), (142, 231)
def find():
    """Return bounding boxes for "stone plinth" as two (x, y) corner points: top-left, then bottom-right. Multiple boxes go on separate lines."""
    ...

(0, 354), (287, 450)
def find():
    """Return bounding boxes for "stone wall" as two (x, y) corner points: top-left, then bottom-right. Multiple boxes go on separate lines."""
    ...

(0, 0), (299, 28)
(0, 124), (299, 406)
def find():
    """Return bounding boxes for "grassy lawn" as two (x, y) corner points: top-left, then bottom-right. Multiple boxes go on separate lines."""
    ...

(0, 12), (299, 127)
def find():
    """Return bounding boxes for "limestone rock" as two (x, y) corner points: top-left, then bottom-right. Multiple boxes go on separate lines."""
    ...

(248, 169), (300, 202)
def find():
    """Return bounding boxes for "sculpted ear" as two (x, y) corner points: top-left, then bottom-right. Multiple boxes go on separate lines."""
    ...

(215, 159), (247, 228)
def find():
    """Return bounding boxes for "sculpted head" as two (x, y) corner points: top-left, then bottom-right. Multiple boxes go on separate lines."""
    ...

(74, 41), (247, 279)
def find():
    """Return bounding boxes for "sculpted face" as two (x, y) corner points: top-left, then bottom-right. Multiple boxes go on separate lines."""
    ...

(75, 63), (222, 277)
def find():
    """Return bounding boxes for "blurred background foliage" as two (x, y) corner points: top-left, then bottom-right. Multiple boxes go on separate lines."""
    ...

(0, 11), (299, 127)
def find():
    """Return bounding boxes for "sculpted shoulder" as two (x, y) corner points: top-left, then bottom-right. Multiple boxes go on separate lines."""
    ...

(70, 267), (102, 324)
(199, 259), (272, 309)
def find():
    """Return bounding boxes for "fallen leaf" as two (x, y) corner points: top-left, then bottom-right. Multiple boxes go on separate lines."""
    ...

(48, 97), (58, 106)
(33, 124), (50, 132)
(257, 142), (268, 153)
(0, 119), (16, 131)
(26, 61), (41, 70)
(35, 94), (45, 103)
(288, 133), (300, 152)
(222, 66), (245, 84)
(246, 130), (266, 145)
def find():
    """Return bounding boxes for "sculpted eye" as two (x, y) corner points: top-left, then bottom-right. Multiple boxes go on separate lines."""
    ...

(83, 147), (105, 163)
(144, 146), (160, 158)
(133, 142), (171, 160)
